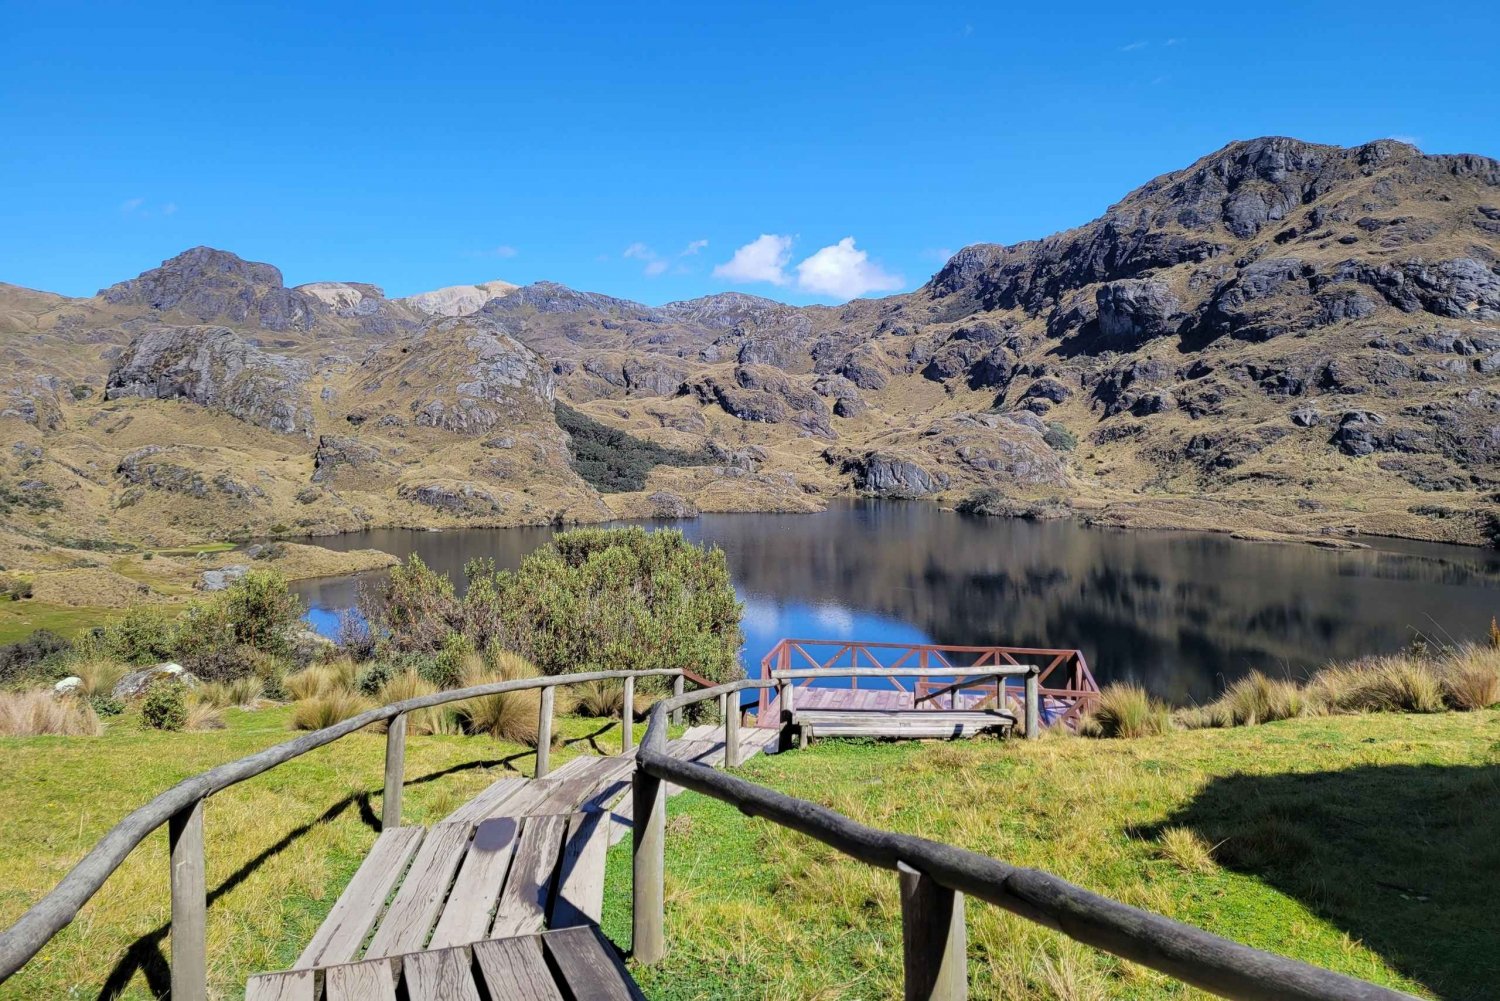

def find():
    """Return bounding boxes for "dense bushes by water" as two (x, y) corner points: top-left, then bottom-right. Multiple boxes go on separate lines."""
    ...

(554, 401), (712, 492)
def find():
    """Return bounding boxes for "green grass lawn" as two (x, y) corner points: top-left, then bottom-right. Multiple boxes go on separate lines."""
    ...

(0, 704), (647, 1000)
(0, 601), (116, 644)
(601, 711), (1500, 1000)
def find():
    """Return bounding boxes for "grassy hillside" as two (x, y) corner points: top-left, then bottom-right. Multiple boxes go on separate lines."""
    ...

(0, 704), (647, 1000)
(601, 711), (1500, 1000)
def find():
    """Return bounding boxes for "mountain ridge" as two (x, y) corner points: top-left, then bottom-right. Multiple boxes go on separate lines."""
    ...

(3, 134), (1499, 599)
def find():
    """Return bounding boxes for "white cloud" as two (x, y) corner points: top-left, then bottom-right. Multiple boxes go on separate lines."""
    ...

(625, 239), (707, 277)
(682, 239), (709, 256)
(489, 244), (517, 258)
(795, 237), (904, 300)
(644, 259), (670, 276)
(623, 242), (654, 261)
(713, 234), (794, 286)
(1120, 40), (1148, 52)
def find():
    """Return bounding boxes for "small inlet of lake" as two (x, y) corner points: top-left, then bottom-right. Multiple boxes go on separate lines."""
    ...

(291, 501), (1500, 704)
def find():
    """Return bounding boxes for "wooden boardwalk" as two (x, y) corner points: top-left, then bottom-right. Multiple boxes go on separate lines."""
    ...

(245, 725), (778, 1001)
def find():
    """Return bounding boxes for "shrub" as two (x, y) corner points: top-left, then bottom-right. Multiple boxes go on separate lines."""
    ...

(285, 659), (358, 701)
(1080, 684), (1171, 738)
(0, 629), (72, 683)
(222, 569), (301, 654)
(99, 605), (178, 665)
(442, 527), (743, 684)
(88, 693), (124, 717)
(0, 573), (36, 600)
(141, 681), (188, 731)
(291, 690), (373, 731)
(425, 632), (473, 689)
(378, 556), (461, 655)
(554, 401), (712, 492)
(1215, 671), (1308, 726)
(1043, 422), (1078, 452)
(0, 690), (103, 736)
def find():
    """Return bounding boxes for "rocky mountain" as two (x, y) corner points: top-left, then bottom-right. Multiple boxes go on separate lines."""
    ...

(2, 136), (1498, 576)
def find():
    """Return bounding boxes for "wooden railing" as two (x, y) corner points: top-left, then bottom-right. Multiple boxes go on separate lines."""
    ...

(634, 680), (1418, 1001)
(0, 666), (713, 999)
(757, 638), (1100, 729)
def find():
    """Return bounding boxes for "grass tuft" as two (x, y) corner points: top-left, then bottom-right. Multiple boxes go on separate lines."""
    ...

(450, 654), (545, 746)
(290, 690), (372, 730)
(1308, 655), (1446, 714)
(1080, 684), (1171, 738)
(0, 689), (103, 736)
(1437, 644), (1500, 710)
(1155, 826), (1218, 874)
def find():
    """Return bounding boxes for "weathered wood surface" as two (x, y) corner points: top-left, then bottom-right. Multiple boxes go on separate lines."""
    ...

(442, 776), (528, 829)
(795, 708), (1015, 740)
(296, 826), (425, 968)
(382, 713), (406, 830)
(365, 822), (473, 959)
(552, 810), (609, 928)
(405, 946), (483, 1001)
(168, 801), (206, 1001)
(429, 817), (520, 950)
(245, 969), (315, 1001)
(546, 925), (647, 1001)
(0, 667), (694, 984)
(636, 689), (1418, 1001)
(324, 958), (397, 1001)
(474, 936), (565, 1001)
(490, 814), (570, 938)
(900, 861), (967, 1000)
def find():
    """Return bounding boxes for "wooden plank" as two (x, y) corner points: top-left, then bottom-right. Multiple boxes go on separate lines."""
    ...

(552, 811), (608, 928)
(404, 946), (482, 1001)
(474, 936), (564, 1001)
(365, 823), (472, 959)
(296, 826), (426, 968)
(544, 925), (647, 1001)
(490, 814), (569, 937)
(428, 817), (521, 949)
(442, 776), (528, 829)
(900, 861), (967, 1000)
(168, 801), (206, 1001)
(245, 970), (315, 1001)
(383, 713), (406, 830)
(325, 959), (398, 1001)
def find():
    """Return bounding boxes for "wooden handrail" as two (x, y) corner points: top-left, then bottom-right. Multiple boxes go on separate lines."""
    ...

(633, 684), (1417, 1001)
(0, 666), (710, 988)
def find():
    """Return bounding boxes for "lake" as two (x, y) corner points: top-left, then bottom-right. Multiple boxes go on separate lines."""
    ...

(290, 501), (1500, 703)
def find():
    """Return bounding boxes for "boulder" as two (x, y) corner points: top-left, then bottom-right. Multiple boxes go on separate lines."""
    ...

(199, 564), (249, 591)
(54, 676), (83, 695)
(647, 490), (700, 519)
(1096, 279), (1180, 345)
(113, 662), (198, 700)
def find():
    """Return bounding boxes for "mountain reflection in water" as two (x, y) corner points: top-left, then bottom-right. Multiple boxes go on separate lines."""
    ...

(291, 502), (1500, 703)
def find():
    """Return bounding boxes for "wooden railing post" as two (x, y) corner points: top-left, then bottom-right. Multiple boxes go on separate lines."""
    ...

(536, 686), (555, 778)
(383, 712), (406, 829)
(168, 800), (207, 1001)
(621, 675), (635, 754)
(670, 672), (684, 727)
(898, 862), (966, 1001)
(724, 691), (740, 768)
(1024, 667), (1040, 740)
(632, 737), (667, 964)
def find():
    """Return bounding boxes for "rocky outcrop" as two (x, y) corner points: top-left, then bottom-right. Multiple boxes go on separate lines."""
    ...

(402, 280), (518, 317)
(99, 247), (317, 331)
(106, 325), (313, 434)
(1096, 279), (1180, 345)
(397, 481), (503, 515)
(836, 452), (950, 497)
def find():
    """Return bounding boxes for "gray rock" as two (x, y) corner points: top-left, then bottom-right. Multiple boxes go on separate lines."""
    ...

(199, 564), (249, 591)
(398, 482), (502, 515)
(1096, 279), (1180, 344)
(1290, 406), (1322, 428)
(54, 676), (83, 695)
(113, 662), (198, 700)
(647, 490), (699, 519)
(840, 452), (950, 497)
(106, 325), (313, 434)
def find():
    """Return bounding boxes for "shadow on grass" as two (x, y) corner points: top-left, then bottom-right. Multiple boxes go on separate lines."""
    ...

(1139, 763), (1500, 1001)
(96, 755), (519, 999)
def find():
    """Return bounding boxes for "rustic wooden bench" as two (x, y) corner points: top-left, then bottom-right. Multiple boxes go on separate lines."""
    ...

(794, 707), (1016, 740)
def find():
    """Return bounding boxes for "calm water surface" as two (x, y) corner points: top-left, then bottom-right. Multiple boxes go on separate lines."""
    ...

(291, 502), (1500, 703)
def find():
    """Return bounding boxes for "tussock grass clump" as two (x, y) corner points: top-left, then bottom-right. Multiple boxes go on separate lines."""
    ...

(451, 653), (546, 746)
(291, 690), (372, 731)
(1308, 655), (1445, 714)
(285, 658), (358, 701)
(374, 669), (461, 736)
(1180, 671), (1310, 730)
(66, 655), (129, 697)
(0, 690), (103, 736)
(184, 698), (226, 732)
(1155, 826), (1218, 874)
(572, 678), (626, 719)
(197, 676), (264, 710)
(1437, 644), (1500, 710)
(1079, 684), (1171, 738)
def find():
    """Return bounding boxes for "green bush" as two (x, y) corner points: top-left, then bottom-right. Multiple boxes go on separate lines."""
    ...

(223, 569), (301, 654)
(554, 402), (712, 492)
(378, 528), (743, 684)
(88, 693), (125, 717)
(141, 681), (188, 731)
(1043, 422), (1078, 452)
(99, 606), (179, 665)
(0, 629), (72, 683)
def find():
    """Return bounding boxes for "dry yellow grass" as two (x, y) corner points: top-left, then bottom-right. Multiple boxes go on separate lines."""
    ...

(0, 690), (103, 736)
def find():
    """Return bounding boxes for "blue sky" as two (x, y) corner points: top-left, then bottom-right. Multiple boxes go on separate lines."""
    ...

(2, 1), (1496, 305)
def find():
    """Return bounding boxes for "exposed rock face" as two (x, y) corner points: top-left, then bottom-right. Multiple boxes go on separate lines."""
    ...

(106, 325), (313, 434)
(647, 490), (699, 518)
(1096, 279), (1180, 345)
(838, 452), (950, 497)
(312, 436), (387, 483)
(398, 481), (502, 515)
(402, 280), (519, 317)
(99, 247), (317, 331)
